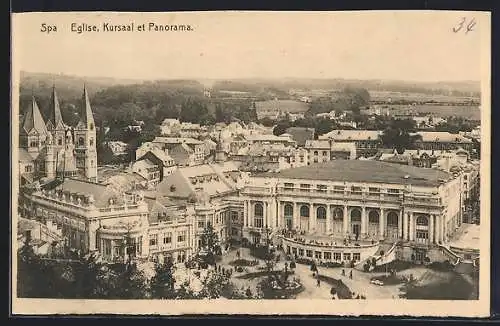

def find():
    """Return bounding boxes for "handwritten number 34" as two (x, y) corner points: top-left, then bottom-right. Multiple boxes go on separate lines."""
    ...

(453, 17), (476, 34)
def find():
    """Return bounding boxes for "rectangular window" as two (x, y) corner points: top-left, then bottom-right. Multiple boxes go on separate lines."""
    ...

(388, 188), (400, 194)
(353, 253), (361, 261)
(343, 253), (351, 261)
(306, 250), (313, 258)
(333, 252), (342, 261)
(300, 184), (310, 192)
(351, 186), (362, 193)
(163, 233), (172, 244)
(284, 183), (294, 191)
(316, 184), (327, 193)
(149, 234), (157, 247)
(299, 249), (304, 256)
(177, 231), (186, 243)
(324, 252), (332, 260)
(315, 251), (322, 259)
(368, 187), (380, 193)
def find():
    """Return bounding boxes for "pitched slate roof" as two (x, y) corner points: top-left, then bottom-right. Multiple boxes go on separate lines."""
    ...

(21, 97), (48, 136)
(46, 86), (65, 129)
(256, 160), (451, 187)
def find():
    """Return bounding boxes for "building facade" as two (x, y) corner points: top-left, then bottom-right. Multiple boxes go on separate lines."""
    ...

(240, 160), (465, 263)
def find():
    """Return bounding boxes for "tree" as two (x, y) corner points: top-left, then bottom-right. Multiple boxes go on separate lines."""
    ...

(150, 258), (176, 299)
(314, 117), (335, 137)
(201, 224), (219, 254)
(273, 120), (292, 136)
(380, 118), (420, 153)
(198, 270), (230, 299)
(262, 227), (276, 274)
(259, 117), (275, 127)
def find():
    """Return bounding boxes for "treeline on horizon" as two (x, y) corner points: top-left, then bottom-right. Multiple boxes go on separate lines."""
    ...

(17, 71), (480, 139)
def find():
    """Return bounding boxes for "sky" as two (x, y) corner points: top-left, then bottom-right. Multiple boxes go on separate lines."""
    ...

(12, 11), (490, 83)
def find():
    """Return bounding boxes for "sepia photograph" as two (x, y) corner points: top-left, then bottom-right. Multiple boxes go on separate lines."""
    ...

(10, 11), (491, 316)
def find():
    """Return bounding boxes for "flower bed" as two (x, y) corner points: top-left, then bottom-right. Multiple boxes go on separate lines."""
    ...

(258, 276), (304, 299)
(228, 259), (260, 267)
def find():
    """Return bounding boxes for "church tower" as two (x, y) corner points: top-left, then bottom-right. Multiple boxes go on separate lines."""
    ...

(45, 85), (67, 152)
(20, 96), (48, 155)
(74, 85), (98, 182)
(215, 131), (227, 163)
(45, 133), (56, 179)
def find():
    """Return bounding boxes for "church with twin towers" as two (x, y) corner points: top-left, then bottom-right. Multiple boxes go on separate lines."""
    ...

(19, 85), (98, 184)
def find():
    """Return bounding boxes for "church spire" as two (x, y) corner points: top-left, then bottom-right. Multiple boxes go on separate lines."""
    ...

(47, 84), (64, 128)
(79, 84), (95, 127)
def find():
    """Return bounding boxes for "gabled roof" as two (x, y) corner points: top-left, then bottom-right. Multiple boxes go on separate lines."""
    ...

(256, 160), (451, 187)
(19, 148), (34, 162)
(21, 97), (48, 136)
(140, 148), (175, 166)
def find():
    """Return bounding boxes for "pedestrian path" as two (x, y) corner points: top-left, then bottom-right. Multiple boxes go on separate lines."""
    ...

(293, 264), (332, 299)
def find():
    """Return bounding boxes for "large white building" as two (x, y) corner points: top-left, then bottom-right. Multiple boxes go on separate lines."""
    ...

(240, 160), (470, 264)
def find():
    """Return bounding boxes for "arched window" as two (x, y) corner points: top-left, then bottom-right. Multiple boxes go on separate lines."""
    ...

(368, 210), (380, 224)
(254, 203), (263, 217)
(300, 205), (310, 217)
(284, 204), (293, 217)
(316, 206), (326, 219)
(313, 151), (318, 156)
(90, 138), (94, 146)
(387, 211), (399, 227)
(416, 215), (429, 226)
(78, 137), (85, 147)
(333, 207), (343, 220)
(350, 208), (361, 222)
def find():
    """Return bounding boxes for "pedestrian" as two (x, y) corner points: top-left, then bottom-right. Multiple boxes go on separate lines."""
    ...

(317, 278), (321, 287)
(341, 269), (345, 276)
(349, 270), (353, 279)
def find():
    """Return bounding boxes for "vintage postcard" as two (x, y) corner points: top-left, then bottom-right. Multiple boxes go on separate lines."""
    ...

(10, 11), (491, 317)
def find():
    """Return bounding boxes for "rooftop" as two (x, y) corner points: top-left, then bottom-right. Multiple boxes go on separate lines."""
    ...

(45, 178), (119, 208)
(321, 130), (383, 141)
(152, 137), (204, 145)
(414, 131), (472, 143)
(256, 160), (451, 187)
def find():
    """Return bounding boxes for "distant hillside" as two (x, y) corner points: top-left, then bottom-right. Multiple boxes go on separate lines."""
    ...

(210, 78), (480, 98)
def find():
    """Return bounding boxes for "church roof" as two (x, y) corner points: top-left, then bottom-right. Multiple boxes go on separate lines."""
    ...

(77, 85), (95, 127)
(21, 97), (48, 136)
(46, 86), (65, 129)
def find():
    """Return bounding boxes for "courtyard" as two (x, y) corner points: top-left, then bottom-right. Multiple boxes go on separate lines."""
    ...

(137, 245), (479, 300)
